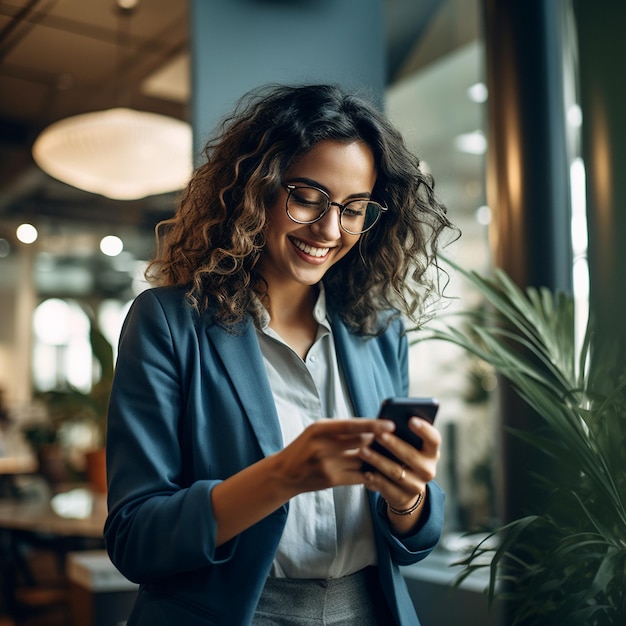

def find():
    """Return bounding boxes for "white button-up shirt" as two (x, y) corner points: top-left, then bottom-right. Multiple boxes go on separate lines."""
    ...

(254, 287), (377, 579)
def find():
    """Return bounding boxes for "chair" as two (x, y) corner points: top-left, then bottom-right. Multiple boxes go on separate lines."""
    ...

(1, 531), (70, 626)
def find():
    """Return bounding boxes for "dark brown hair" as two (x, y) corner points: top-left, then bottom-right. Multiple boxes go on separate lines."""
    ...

(147, 83), (456, 335)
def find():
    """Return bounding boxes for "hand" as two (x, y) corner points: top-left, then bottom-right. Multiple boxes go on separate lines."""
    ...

(212, 417), (395, 547)
(273, 418), (395, 498)
(358, 417), (441, 525)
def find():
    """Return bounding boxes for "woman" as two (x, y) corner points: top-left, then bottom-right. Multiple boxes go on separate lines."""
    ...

(104, 84), (455, 625)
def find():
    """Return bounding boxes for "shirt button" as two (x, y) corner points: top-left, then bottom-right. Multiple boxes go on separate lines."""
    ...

(309, 355), (317, 363)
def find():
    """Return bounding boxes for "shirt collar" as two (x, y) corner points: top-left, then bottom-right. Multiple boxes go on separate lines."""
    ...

(252, 283), (329, 331)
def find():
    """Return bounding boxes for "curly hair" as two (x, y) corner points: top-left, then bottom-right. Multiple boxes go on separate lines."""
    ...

(147, 83), (457, 335)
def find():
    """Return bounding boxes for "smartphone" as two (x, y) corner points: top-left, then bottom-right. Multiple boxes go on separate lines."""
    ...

(362, 397), (439, 472)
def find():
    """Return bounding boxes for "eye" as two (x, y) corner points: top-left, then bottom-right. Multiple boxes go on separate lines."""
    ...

(342, 201), (367, 218)
(290, 187), (327, 209)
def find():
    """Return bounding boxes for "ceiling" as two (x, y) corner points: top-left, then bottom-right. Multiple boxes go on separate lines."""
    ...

(0, 0), (189, 239)
(0, 0), (482, 294)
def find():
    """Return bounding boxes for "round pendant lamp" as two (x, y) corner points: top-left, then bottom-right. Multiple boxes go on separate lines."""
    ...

(32, 107), (192, 200)
(32, 0), (192, 201)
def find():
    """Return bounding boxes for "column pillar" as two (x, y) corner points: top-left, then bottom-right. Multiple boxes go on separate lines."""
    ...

(189, 0), (385, 160)
(482, 0), (572, 523)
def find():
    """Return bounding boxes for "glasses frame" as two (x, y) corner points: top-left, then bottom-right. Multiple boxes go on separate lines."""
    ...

(282, 183), (387, 235)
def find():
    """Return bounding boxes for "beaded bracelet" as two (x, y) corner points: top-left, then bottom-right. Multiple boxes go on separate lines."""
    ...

(386, 491), (424, 516)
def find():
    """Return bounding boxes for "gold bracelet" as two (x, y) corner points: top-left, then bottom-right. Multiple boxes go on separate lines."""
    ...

(386, 491), (424, 516)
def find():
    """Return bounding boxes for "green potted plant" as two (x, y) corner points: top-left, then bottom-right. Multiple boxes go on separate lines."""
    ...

(28, 316), (114, 493)
(22, 413), (69, 489)
(418, 262), (626, 625)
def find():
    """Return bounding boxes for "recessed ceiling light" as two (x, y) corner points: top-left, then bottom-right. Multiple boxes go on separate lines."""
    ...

(467, 82), (488, 103)
(454, 130), (487, 155)
(16, 223), (38, 244)
(101, 235), (124, 257)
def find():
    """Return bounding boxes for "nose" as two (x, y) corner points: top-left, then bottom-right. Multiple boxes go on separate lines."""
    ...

(310, 204), (343, 240)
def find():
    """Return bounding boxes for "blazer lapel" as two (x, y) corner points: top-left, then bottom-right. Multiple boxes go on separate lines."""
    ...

(329, 312), (382, 419)
(205, 320), (283, 458)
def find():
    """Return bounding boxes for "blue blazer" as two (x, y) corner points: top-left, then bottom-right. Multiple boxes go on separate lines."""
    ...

(104, 286), (444, 626)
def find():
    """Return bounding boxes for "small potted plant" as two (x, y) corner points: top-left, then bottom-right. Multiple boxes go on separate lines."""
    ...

(28, 317), (114, 493)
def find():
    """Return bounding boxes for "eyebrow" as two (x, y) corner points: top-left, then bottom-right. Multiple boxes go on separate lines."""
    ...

(285, 177), (372, 200)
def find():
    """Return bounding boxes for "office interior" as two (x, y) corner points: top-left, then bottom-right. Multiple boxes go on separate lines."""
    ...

(0, 0), (624, 625)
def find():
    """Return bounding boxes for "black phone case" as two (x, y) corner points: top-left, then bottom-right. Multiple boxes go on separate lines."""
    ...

(362, 397), (439, 472)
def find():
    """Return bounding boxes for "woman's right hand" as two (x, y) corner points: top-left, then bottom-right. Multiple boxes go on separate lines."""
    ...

(211, 417), (393, 546)
(272, 418), (395, 498)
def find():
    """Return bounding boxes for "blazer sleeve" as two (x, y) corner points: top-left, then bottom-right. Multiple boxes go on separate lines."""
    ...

(104, 289), (238, 583)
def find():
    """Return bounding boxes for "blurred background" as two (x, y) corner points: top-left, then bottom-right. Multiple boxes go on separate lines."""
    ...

(2, 0), (621, 624)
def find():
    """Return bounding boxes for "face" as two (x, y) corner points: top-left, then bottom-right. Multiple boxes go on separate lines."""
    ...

(260, 139), (377, 292)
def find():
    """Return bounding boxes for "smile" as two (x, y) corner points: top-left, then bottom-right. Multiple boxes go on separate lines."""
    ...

(290, 237), (330, 258)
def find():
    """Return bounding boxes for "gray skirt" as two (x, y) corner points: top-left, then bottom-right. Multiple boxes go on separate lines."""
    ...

(252, 567), (395, 626)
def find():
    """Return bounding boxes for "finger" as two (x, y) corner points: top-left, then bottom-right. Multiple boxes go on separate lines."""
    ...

(310, 418), (395, 437)
(300, 429), (388, 462)
(360, 428), (439, 483)
(319, 432), (378, 454)
(361, 465), (420, 507)
(371, 431), (418, 466)
(409, 418), (441, 454)
(358, 440), (410, 482)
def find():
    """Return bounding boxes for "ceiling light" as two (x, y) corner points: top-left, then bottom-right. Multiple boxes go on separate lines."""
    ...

(31, 0), (192, 201)
(16, 223), (38, 244)
(454, 130), (487, 155)
(467, 82), (488, 103)
(32, 108), (192, 201)
(100, 235), (124, 257)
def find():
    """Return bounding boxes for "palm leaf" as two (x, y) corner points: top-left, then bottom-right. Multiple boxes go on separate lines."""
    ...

(415, 259), (626, 624)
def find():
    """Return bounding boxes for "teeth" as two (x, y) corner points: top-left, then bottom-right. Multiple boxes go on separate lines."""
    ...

(292, 238), (329, 258)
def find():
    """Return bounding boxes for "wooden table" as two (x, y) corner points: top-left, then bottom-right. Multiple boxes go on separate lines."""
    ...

(0, 488), (107, 538)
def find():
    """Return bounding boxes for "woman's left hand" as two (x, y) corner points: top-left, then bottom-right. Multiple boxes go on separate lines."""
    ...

(358, 417), (441, 534)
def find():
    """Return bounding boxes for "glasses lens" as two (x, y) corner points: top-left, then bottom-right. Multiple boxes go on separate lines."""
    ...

(286, 187), (328, 223)
(340, 200), (382, 234)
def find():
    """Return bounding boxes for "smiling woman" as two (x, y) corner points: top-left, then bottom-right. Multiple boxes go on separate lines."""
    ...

(104, 83), (457, 626)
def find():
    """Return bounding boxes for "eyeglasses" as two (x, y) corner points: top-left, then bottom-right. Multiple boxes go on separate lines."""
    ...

(282, 183), (387, 235)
